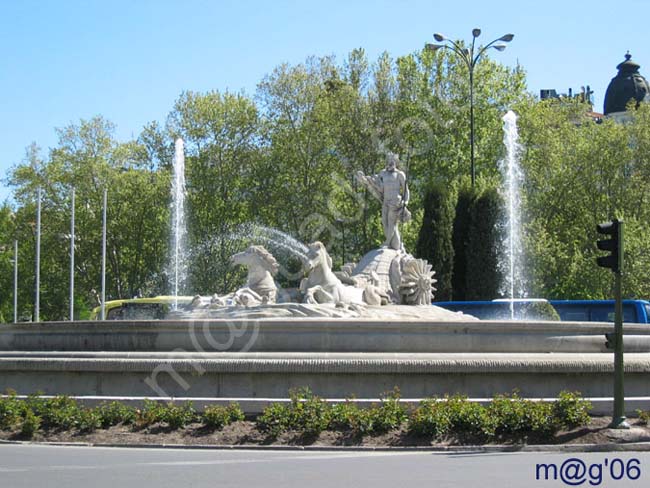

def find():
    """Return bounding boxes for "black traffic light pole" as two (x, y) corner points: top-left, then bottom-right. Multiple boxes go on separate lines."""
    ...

(596, 219), (629, 429)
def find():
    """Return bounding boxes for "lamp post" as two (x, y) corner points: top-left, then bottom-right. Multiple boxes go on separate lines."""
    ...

(426, 29), (514, 186)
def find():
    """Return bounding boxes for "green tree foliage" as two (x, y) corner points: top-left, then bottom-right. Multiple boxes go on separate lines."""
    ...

(465, 185), (504, 300)
(415, 182), (454, 300)
(0, 204), (16, 322)
(167, 90), (261, 294)
(451, 184), (475, 301)
(6, 117), (169, 320)
(0, 45), (533, 320)
(518, 99), (650, 299)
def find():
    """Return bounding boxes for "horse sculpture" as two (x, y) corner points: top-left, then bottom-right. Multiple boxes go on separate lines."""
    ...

(300, 241), (388, 306)
(228, 245), (280, 306)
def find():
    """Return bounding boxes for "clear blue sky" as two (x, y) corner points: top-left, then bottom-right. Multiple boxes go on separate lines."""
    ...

(1, 0), (646, 202)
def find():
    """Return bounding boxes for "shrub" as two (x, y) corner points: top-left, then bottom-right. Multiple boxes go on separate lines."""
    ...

(27, 395), (83, 430)
(136, 400), (196, 429)
(486, 392), (557, 437)
(329, 393), (408, 436)
(408, 399), (451, 438)
(162, 402), (196, 429)
(202, 403), (245, 429)
(329, 401), (373, 434)
(25, 400), (106, 433)
(256, 402), (291, 437)
(95, 401), (137, 428)
(0, 391), (25, 430)
(1, 390), (594, 442)
(409, 396), (495, 440)
(257, 388), (331, 438)
(20, 409), (41, 438)
(524, 401), (556, 436)
(136, 399), (166, 427)
(76, 408), (102, 432)
(636, 409), (650, 425)
(444, 395), (489, 438)
(285, 388), (330, 437)
(486, 392), (529, 436)
(553, 391), (592, 429)
(367, 389), (408, 434)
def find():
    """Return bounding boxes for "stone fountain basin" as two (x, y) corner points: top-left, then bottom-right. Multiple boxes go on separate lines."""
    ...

(2, 318), (650, 414)
(2, 318), (650, 353)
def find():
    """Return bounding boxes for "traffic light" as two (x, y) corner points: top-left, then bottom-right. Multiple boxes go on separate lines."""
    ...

(596, 218), (628, 428)
(596, 219), (622, 273)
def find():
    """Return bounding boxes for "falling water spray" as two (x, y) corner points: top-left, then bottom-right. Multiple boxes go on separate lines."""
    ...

(169, 138), (188, 310)
(499, 111), (527, 318)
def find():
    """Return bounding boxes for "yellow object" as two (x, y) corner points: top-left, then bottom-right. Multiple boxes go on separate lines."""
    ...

(90, 296), (195, 320)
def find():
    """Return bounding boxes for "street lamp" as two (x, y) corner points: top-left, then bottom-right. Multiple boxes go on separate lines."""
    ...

(426, 29), (514, 186)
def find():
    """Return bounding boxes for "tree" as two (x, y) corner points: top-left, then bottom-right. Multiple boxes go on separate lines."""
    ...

(516, 98), (647, 299)
(167, 90), (262, 294)
(415, 182), (454, 300)
(7, 117), (170, 319)
(0, 204), (16, 322)
(0, 44), (536, 318)
(451, 184), (475, 300)
(465, 185), (503, 300)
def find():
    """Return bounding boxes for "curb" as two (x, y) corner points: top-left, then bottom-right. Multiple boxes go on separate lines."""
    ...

(1, 439), (649, 453)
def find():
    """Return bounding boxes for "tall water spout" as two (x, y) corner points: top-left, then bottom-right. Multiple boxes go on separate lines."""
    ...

(499, 111), (526, 318)
(169, 138), (188, 310)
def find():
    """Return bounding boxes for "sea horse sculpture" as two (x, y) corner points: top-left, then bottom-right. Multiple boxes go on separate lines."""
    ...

(230, 245), (279, 305)
(205, 245), (280, 307)
(300, 241), (388, 306)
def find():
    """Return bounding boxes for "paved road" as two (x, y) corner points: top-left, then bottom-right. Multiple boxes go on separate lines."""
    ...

(0, 444), (648, 487)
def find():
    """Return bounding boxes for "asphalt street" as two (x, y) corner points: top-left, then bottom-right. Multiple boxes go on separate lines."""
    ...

(0, 444), (648, 487)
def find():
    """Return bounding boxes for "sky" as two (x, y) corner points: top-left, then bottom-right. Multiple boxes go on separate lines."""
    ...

(1, 0), (647, 202)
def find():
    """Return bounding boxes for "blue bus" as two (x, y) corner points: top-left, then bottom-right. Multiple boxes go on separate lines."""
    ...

(548, 299), (650, 323)
(434, 299), (557, 321)
(434, 299), (650, 323)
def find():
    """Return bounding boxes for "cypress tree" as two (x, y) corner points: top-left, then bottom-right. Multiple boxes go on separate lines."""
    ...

(465, 187), (504, 300)
(415, 183), (454, 301)
(451, 186), (475, 300)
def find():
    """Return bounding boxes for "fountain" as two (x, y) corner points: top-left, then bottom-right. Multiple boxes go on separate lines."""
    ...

(229, 223), (309, 262)
(178, 153), (438, 318)
(169, 138), (188, 310)
(499, 110), (527, 319)
(2, 133), (650, 417)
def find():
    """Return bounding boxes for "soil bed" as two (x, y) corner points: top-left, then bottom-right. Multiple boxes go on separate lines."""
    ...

(2, 417), (649, 447)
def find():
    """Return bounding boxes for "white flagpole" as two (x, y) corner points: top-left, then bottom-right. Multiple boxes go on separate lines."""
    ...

(70, 187), (75, 321)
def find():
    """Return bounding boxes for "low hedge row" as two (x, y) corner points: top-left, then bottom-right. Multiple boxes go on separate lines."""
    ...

(1, 388), (592, 441)
(257, 388), (592, 440)
(0, 393), (244, 437)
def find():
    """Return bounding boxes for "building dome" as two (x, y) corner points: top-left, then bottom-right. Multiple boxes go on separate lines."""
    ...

(604, 53), (650, 115)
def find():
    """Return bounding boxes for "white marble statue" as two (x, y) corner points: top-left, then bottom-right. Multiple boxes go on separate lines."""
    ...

(223, 245), (280, 306)
(195, 246), (278, 309)
(300, 241), (388, 306)
(356, 152), (411, 251)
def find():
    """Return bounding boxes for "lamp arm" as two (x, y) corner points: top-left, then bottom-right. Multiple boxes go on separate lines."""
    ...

(445, 40), (472, 70)
(473, 38), (502, 66)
